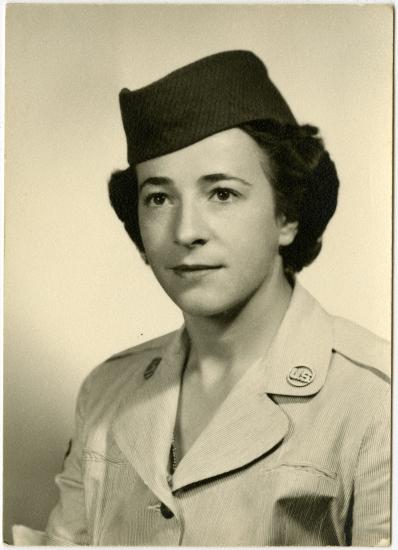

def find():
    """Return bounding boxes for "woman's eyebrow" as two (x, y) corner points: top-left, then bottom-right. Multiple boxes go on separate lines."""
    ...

(200, 173), (252, 186)
(139, 173), (252, 191)
(139, 176), (173, 191)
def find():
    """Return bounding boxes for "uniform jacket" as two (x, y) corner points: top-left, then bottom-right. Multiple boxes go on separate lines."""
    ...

(44, 283), (391, 546)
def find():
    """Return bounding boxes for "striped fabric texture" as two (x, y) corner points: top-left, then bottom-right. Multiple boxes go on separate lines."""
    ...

(44, 283), (391, 546)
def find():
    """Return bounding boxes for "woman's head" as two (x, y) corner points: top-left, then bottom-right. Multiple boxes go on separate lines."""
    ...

(109, 120), (339, 275)
(109, 49), (340, 312)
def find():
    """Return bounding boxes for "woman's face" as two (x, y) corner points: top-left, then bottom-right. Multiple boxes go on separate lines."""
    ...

(136, 128), (295, 317)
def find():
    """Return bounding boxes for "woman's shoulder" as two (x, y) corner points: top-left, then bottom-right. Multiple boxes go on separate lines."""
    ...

(104, 330), (177, 366)
(331, 315), (391, 384)
(79, 329), (179, 404)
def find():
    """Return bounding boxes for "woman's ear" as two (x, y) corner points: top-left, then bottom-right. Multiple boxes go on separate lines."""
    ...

(278, 218), (298, 247)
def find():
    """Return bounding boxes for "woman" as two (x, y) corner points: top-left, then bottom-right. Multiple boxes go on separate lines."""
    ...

(43, 51), (390, 546)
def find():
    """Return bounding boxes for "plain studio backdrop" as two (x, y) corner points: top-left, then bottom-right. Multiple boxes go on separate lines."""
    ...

(4, 4), (392, 542)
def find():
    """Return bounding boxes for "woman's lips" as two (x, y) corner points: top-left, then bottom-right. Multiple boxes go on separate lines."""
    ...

(170, 264), (223, 279)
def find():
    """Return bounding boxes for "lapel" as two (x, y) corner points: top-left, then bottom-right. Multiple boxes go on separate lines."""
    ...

(172, 358), (289, 491)
(113, 283), (334, 495)
(112, 327), (188, 509)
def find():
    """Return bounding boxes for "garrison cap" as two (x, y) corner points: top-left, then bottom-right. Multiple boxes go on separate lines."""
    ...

(119, 50), (297, 165)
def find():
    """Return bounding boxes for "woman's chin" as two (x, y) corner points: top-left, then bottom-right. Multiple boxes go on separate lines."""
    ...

(168, 289), (251, 320)
(166, 292), (228, 318)
(176, 300), (228, 319)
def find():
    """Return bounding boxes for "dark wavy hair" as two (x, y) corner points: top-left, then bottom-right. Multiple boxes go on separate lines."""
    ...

(108, 120), (339, 274)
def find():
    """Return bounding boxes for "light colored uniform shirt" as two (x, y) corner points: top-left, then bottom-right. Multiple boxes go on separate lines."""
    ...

(43, 283), (390, 546)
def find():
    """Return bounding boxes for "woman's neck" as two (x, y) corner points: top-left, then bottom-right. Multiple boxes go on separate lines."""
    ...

(182, 263), (293, 388)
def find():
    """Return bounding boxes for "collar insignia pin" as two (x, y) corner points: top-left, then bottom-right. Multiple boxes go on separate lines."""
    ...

(144, 357), (162, 380)
(287, 365), (314, 387)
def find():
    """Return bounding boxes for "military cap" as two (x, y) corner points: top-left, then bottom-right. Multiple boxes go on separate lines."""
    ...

(119, 50), (297, 165)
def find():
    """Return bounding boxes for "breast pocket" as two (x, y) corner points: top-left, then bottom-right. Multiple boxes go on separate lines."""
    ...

(264, 463), (340, 546)
(82, 450), (144, 545)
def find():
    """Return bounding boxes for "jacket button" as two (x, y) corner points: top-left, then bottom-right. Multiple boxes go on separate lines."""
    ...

(160, 502), (174, 519)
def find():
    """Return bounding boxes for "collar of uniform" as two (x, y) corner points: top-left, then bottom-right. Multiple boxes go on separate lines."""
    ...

(261, 282), (334, 397)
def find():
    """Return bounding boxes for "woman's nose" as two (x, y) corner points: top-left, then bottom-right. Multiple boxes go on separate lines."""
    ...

(173, 201), (208, 248)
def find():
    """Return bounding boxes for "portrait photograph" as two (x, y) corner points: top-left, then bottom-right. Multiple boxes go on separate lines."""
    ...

(4, 4), (393, 546)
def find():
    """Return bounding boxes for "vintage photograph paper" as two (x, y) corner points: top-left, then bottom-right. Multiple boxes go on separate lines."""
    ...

(4, 5), (392, 546)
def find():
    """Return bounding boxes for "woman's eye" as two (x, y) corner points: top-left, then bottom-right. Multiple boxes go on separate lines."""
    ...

(144, 193), (168, 206)
(211, 188), (238, 202)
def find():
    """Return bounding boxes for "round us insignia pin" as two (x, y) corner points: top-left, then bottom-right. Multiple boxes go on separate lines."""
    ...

(287, 366), (314, 387)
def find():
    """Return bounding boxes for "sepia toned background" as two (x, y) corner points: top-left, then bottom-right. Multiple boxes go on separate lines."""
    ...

(4, 4), (393, 542)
